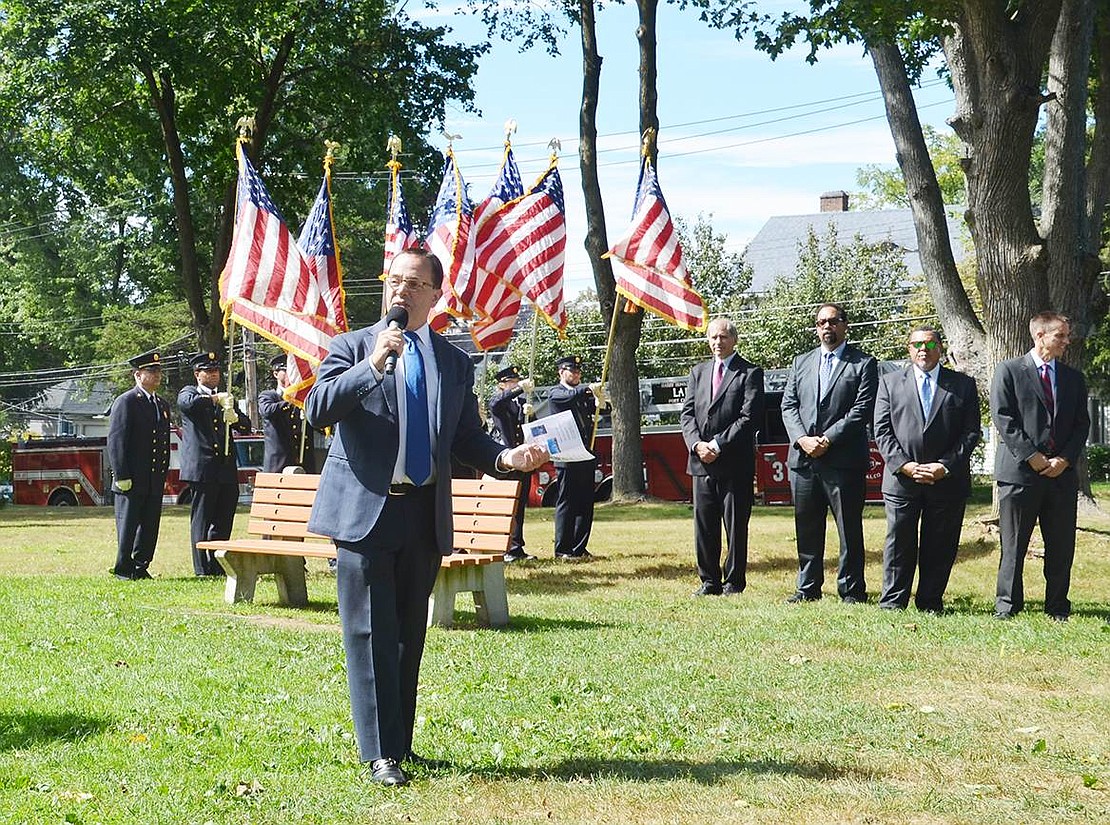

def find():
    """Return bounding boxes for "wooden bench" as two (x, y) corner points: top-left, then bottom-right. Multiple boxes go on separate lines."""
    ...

(196, 472), (519, 628)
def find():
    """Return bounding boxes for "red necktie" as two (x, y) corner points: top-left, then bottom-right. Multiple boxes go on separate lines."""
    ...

(1040, 363), (1056, 452)
(712, 361), (724, 397)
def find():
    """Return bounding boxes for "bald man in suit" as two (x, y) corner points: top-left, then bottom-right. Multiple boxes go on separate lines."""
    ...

(780, 302), (878, 604)
(873, 327), (980, 613)
(305, 249), (548, 786)
(681, 317), (765, 596)
(991, 311), (1089, 621)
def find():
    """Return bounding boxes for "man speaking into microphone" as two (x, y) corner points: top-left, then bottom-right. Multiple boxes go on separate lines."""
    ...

(305, 248), (548, 786)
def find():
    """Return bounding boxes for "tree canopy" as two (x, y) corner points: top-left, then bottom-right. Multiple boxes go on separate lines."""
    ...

(0, 0), (485, 403)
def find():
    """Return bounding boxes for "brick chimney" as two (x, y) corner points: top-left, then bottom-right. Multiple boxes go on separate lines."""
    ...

(820, 190), (849, 212)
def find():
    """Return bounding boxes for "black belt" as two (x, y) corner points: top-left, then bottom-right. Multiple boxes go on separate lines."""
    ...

(388, 483), (435, 496)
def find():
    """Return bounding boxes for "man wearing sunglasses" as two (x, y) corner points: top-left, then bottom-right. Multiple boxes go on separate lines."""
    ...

(873, 327), (980, 613)
(781, 303), (878, 604)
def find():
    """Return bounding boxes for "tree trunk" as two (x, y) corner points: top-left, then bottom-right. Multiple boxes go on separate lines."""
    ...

(868, 40), (987, 383)
(142, 66), (217, 350)
(578, 0), (646, 499)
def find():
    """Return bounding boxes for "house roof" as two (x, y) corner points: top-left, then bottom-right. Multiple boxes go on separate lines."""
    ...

(744, 208), (968, 293)
(31, 379), (116, 417)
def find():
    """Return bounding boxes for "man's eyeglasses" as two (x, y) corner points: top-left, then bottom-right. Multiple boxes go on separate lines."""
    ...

(816, 317), (843, 327)
(909, 340), (939, 351)
(386, 276), (435, 293)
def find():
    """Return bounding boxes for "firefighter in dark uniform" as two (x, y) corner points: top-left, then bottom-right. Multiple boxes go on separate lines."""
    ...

(489, 364), (536, 562)
(258, 353), (316, 473)
(547, 354), (605, 560)
(107, 351), (171, 580)
(177, 351), (252, 576)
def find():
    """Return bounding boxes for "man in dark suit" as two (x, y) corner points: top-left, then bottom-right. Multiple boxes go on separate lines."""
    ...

(547, 354), (604, 560)
(488, 364), (536, 562)
(177, 351), (252, 576)
(991, 311), (1089, 621)
(305, 249), (547, 786)
(873, 327), (981, 613)
(781, 302), (878, 603)
(107, 351), (172, 580)
(680, 318), (765, 596)
(259, 353), (316, 473)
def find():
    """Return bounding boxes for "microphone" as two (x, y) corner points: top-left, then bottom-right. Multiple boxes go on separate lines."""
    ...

(383, 306), (409, 376)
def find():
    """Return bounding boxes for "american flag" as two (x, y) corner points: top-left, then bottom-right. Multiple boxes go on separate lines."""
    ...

(283, 161), (349, 405)
(220, 142), (341, 364)
(467, 144), (526, 350)
(474, 159), (567, 332)
(425, 149), (475, 320)
(381, 161), (420, 280)
(606, 156), (706, 332)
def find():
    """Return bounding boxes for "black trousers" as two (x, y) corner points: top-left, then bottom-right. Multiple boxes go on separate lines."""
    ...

(508, 473), (531, 555)
(113, 487), (164, 577)
(554, 458), (596, 556)
(335, 487), (441, 762)
(692, 473), (754, 590)
(879, 491), (966, 611)
(188, 481), (239, 576)
(996, 473), (1078, 617)
(790, 464), (867, 600)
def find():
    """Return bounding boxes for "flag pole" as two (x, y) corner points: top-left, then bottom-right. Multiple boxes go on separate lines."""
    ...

(590, 295), (621, 450)
(225, 319), (236, 455)
(381, 135), (403, 320)
(526, 308), (539, 421)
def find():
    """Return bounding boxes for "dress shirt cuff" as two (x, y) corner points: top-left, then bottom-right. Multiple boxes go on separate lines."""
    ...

(495, 449), (513, 473)
(708, 438), (721, 453)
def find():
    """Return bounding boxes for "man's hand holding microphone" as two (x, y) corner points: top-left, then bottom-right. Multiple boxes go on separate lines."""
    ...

(373, 307), (409, 374)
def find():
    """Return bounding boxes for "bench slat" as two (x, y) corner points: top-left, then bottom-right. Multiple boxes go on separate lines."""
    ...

(253, 472), (322, 490)
(249, 502), (315, 522)
(247, 519), (330, 540)
(451, 478), (520, 499)
(198, 538), (336, 558)
(451, 513), (514, 534)
(451, 496), (517, 517)
(453, 531), (512, 553)
(251, 488), (318, 506)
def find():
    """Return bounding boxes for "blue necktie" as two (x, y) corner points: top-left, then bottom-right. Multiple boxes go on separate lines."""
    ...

(819, 352), (834, 398)
(403, 332), (431, 485)
(920, 372), (933, 419)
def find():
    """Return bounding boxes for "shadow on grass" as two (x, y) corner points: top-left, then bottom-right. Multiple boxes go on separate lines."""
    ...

(460, 755), (876, 784)
(0, 711), (109, 752)
(447, 614), (614, 633)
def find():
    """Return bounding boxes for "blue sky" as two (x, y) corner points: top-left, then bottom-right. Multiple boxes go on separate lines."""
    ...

(413, 3), (955, 296)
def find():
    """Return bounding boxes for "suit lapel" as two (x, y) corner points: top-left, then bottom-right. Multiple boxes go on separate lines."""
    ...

(430, 331), (452, 432)
(708, 358), (739, 411)
(367, 322), (398, 419)
(925, 368), (951, 429)
(1022, 355), (1052, 416)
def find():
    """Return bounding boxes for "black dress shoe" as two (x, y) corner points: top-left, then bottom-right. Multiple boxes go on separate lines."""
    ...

(786, 592), (819, 604)
(693, 582), (722, 596)
(721, 583), (744, 596)
(993, 611), (1014, 621)
(1047, 613), (1069, 622)
(110, 569), (133, 581)
(369, 758), (409, 786)
(841, 595), (865, 605)
(132, 570), (153, 580)
(504, 551), (536, 563)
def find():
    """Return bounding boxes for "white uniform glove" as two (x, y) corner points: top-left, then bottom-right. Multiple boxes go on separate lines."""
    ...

(519, 378), (534, 393)
(116, 479), (133, 492)
(589, 382), (606, 403)
(222, 408), (239, 425)
(522, 403), (534, 417)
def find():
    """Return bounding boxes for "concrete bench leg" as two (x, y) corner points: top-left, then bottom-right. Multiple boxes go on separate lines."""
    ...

(215, 551), (308, 607)
(473, 561), (509, 628)
(428, 572), (460, 628)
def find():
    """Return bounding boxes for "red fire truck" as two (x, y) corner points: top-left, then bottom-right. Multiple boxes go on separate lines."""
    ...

(526, 368), (893, 506)
(12, 430), (265, 507)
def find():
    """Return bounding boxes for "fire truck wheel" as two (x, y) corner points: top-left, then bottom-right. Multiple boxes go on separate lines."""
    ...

(48, 489), (79, 507)
(176, 488), (193, 506)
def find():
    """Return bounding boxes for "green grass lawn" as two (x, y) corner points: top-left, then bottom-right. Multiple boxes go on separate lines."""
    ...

(0, 490), (1107, 824)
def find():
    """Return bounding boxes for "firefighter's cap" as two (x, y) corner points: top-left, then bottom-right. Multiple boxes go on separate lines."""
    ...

(269, 353), (288, 371)
(129, 351), (162, 371)
(495, 364), (521, 382)
(556, 355), (583, 371)
(190, 351), (222, 371)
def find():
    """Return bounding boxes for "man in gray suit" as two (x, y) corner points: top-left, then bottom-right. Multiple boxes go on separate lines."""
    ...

(990, 311), (1089, 621)
(305, 249), (547, 786)
(873, 327), (980, 613)
(680, 317), (765, 596)
(781, 303), (878, 603)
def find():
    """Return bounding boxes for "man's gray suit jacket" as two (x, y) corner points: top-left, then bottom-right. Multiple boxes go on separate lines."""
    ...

(680, 356), (765, 478)
(873, 365), (980, 499)
(304, 318), (505, 553)
(780, 344), (878, 471)
(990, 354), (1089, 485)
